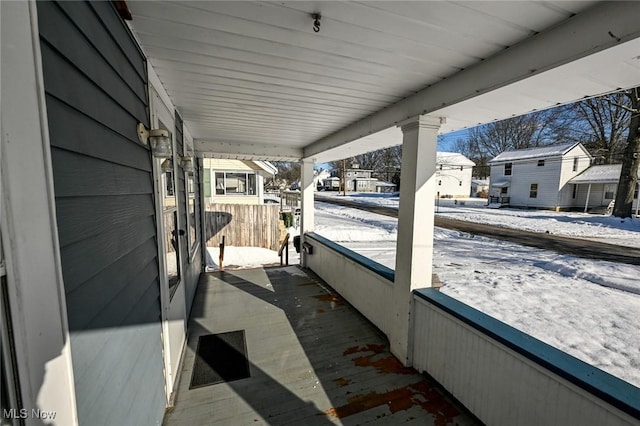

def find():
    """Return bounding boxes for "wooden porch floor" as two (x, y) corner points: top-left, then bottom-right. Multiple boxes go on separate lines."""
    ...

(163, 266), (480, 425)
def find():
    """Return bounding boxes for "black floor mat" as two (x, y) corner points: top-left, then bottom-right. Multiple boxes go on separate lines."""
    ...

(190, 330), (250, 389)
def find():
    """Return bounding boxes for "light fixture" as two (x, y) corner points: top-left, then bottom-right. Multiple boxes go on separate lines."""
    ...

(179, 156), (195, 173)
(137, 123), (172, 158)
(160, 159), (173, 173)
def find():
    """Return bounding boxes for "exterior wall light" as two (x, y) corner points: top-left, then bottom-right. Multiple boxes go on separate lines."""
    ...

(179, 156), (195, 173)
(137, 123), (172, 158)
(160, 159), (173, 173)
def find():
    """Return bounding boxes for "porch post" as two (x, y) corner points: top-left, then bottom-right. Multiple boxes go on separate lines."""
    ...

(300, 158), (315, 267)
(392, 115), (442, 365)
(584, 183), (592, 213)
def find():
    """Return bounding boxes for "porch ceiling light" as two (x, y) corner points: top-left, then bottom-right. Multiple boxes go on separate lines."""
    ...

(137, 123), (172, 158)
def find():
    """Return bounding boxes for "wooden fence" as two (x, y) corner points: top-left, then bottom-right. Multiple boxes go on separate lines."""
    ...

(204, 203), (282, 251)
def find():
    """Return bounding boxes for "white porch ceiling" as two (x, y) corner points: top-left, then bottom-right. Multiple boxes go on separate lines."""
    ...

(127, 1), (640, 162)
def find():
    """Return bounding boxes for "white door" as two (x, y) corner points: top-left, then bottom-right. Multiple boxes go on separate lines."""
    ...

(150, 87), (187, 403)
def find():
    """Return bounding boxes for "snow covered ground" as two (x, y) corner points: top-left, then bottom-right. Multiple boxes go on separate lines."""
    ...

(317, 192), (640, 248)
(207, 200), (640, 388)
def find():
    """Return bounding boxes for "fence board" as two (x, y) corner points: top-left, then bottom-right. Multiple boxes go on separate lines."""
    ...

(204, 203), (282, 251)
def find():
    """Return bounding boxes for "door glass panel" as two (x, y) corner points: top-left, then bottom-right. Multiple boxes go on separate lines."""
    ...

(158, 123), (180, 297)
(187, 171), (198, 254)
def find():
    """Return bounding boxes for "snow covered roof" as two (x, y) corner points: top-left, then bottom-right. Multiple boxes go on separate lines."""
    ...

(569, 164), (639, 184)
(489, 142), (582, 163)
(472, 179), (489, 185)
(491, 179), (511, 188)
(375, 181), (396, 187)
(253, 160), (278, 175)
(437, 152), (475, 166)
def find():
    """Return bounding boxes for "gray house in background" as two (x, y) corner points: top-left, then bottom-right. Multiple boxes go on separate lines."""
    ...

(327, 164), (397, 192)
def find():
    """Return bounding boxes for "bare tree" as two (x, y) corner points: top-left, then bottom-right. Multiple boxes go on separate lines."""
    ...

(563, 92), (632, 164)
(271, 161), (300, 185)
(328, 146), (403, 181)
(612, 87), (640, 218)
(466, 110), (564, 158)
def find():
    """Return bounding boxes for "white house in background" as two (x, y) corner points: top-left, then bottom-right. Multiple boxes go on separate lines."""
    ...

(569, 164), (640, 212)
(315, 168), (331, 189)
(488, 142), (592, 210)
(291, 168), (332, 191)
(436, 152), (475, 198)
(471, 179), (490, 197)
(203, 158), (277, 205)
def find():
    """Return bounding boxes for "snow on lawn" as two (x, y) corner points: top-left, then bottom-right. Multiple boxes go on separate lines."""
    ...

(316, 192), (640, 248)
(206, 246), (283, 270)
(312, 201), (640, 388)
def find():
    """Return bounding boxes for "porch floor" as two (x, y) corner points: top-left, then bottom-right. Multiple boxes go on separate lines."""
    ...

(163, 266), (479, 425)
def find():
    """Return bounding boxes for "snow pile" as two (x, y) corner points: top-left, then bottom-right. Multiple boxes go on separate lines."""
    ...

(533, 257), (640, 295)
(206, 246), (282, 270)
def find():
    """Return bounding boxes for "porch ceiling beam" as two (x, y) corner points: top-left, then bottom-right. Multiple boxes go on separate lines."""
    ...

(303, 1), (640, 159)
(193, 139), (303, 161)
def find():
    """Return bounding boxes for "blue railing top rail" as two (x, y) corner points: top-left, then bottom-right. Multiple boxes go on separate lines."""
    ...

(305, 232), (395, 282)
(414, 288), (640, 421)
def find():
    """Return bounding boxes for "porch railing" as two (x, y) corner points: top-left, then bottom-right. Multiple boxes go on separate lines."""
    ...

(412, 289), (640, 425)
(489, 196), (510, 205)
(302, 233), (640, 426)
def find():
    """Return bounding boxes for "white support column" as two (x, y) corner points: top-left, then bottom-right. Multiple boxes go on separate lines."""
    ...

(1, 1), (78, 424)
(300, 158), (315, 267)
(584, 184), (592, 213)
(392, 115), (442, 365)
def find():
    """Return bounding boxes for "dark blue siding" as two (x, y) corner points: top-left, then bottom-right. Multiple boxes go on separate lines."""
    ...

(37, 1), (166, 425)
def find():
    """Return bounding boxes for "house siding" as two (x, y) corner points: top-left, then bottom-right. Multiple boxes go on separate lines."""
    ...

(436, 166), (473, 198)
(204, 158), (265, 205)
(37, 2), (165, 425)
(556, 145), (592, 208)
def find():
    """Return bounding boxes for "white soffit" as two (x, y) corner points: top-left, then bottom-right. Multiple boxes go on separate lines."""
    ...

(127, 1), (639, 162)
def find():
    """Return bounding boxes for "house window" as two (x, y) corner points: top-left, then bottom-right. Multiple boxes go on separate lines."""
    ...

(215, 171), (257, 196)
(504, 163), (512, 176)
(537, 160), (545, 167)
(573, 157), (579, 171)
(439, 165), (443, 170)
(604, 184), (616, 200)
(459, 181), (462, 186)
(438, 180), (442, 186)
(460, 166), (464, 171)
(165, 170), (174, 197)
(186, 170), (199, 258)
(529, 183), (538, 198)
(572, 184), (577, 199)
(501, 187), (508, 195)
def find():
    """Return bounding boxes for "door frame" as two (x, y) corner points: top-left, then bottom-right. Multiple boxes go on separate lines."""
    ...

(149, 80), (187, 403)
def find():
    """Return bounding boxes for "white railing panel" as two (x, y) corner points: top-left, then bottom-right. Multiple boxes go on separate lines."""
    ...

(412, 291), (640, 426)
